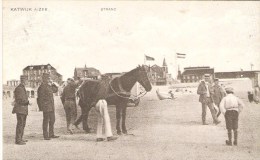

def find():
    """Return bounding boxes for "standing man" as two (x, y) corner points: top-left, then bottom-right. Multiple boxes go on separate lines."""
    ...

(197, 74), (221, 125)
(12, 75), (30, 145)
(61, 78), (79, 134)
(37, 73), (59, 140)
(212, 78), (226, 117)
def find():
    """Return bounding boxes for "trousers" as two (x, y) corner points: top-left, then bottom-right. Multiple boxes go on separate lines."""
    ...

(15, 113), (27, 143)
(64, 100), (77, 130)
(225, 110), (239, 130)
(43, 111), (55, 138)
(201, 98), (219, 123)
(95, 100), (113, 138)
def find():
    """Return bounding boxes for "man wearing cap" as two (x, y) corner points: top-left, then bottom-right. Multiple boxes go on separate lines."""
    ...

(37, 73), (59, 140)
(61, 78), (79, 134)
(212, 78), (226, 117)
(220, 87), (244, 146)
(197, 74), (221, 125)
(12, 75), (30, 145)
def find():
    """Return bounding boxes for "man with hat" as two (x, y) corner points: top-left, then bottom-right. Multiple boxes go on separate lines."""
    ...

(61, 78), (80, 134)
(37, 73), (59, 140)
(212, 78), (226, 117)
(220, 87), (244, 146)
(197, 74), (221, 125)
(12, 75), (30, 145)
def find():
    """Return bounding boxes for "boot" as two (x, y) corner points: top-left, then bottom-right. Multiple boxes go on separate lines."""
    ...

(67, 124), (73, 134)
(107, 136), (118, 141)
(226, 131), (232, 146)
(233, 130), (238, 146)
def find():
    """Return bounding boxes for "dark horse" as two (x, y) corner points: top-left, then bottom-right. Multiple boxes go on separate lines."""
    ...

(77, 65), (152, 135)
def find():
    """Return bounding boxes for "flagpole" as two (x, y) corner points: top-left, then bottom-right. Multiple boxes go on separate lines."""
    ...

(144, 54), (146, 65)
(175, 52), (178, 79)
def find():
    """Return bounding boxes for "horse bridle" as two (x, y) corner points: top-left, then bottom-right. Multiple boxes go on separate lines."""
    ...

(109, 77), (148, 100)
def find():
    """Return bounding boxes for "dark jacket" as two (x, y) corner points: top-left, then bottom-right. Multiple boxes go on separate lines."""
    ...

(212, 84), (226, 105)
(37, 83), (58, 112)
(12, 84), (29, 115)
(61, 83), (78, 104)
(197, 81), (214, 103)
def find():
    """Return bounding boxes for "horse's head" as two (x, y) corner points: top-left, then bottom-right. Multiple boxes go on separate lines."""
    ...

(136, 65), (152, 92)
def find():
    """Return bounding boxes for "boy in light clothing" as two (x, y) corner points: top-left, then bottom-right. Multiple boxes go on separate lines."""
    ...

(220, 87), (244, 146)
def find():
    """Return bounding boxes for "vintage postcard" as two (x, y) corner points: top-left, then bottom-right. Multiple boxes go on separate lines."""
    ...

(2, 1), (260, 160)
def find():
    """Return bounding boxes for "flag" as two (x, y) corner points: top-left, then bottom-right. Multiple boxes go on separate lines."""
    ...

(176, 53), (186, 59)
(145, 55), (155, 61)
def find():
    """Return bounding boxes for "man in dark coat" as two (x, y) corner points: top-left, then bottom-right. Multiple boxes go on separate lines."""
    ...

(197, 74), (221, 125)
(61, 78), (79, 134)
(12, 75), (30, 145)
(37, 73), (59, 140)
(212, 78), (226, 117)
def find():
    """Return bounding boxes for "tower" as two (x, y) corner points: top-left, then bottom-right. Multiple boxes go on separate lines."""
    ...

(162, 58), (168, 78)
(162, 58), (168, 73)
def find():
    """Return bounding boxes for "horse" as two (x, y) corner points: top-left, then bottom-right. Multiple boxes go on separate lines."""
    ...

(77, 65), (152, 135)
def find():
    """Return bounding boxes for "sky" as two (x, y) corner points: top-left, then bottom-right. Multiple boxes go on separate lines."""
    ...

(2, 1), (260, 83)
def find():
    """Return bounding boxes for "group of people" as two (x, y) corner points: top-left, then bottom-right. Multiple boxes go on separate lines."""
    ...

(12, 73), (59, 145)
(12, 73), (117, 145)
(197, 74), (244, 146)
(11, 72), (251, 146)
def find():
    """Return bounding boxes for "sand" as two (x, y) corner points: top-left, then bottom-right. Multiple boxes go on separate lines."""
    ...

(2, 86), (260, 160)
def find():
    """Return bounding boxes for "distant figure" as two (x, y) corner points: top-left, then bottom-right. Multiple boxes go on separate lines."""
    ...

(12, 75), (30, 145)
(197, 74), (221, 125)
(220, 87), (244, 146)
(37, 73), (59, 140)
(169, 90), (174, 99)
(212, 78), (226, 117)
(253, 85), (259, 104)
(247, 91), (254, 103)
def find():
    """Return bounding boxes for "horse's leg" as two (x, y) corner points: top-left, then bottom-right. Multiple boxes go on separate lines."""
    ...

(116, 105), (122, 135)
(83, 106), (91, 133)
(122, 104), (127, 134)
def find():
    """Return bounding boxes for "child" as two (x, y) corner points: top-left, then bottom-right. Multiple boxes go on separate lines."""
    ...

(220, 87), (244, 146)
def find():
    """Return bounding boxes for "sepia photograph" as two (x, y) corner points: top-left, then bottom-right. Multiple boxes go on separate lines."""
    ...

(2, 0), (260, 160)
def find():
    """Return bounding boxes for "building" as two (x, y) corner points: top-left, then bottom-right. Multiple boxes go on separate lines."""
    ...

(6, 80), (20, 87)
(181, 66), (214, 83)
(145, 58), (172, 85)
(215, 70), (260, 87)
(74, 65), (101, 80)
(3, 80), (20, 99)
(3, 80), (36, 99)
(179, 66), (260, 87)
(23, 64), (63, 88)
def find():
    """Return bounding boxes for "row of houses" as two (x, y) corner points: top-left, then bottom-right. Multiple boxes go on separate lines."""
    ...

(3, 60), (173, 98)
(178, 66), (260, 87)
(6, 63), (258, 99)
